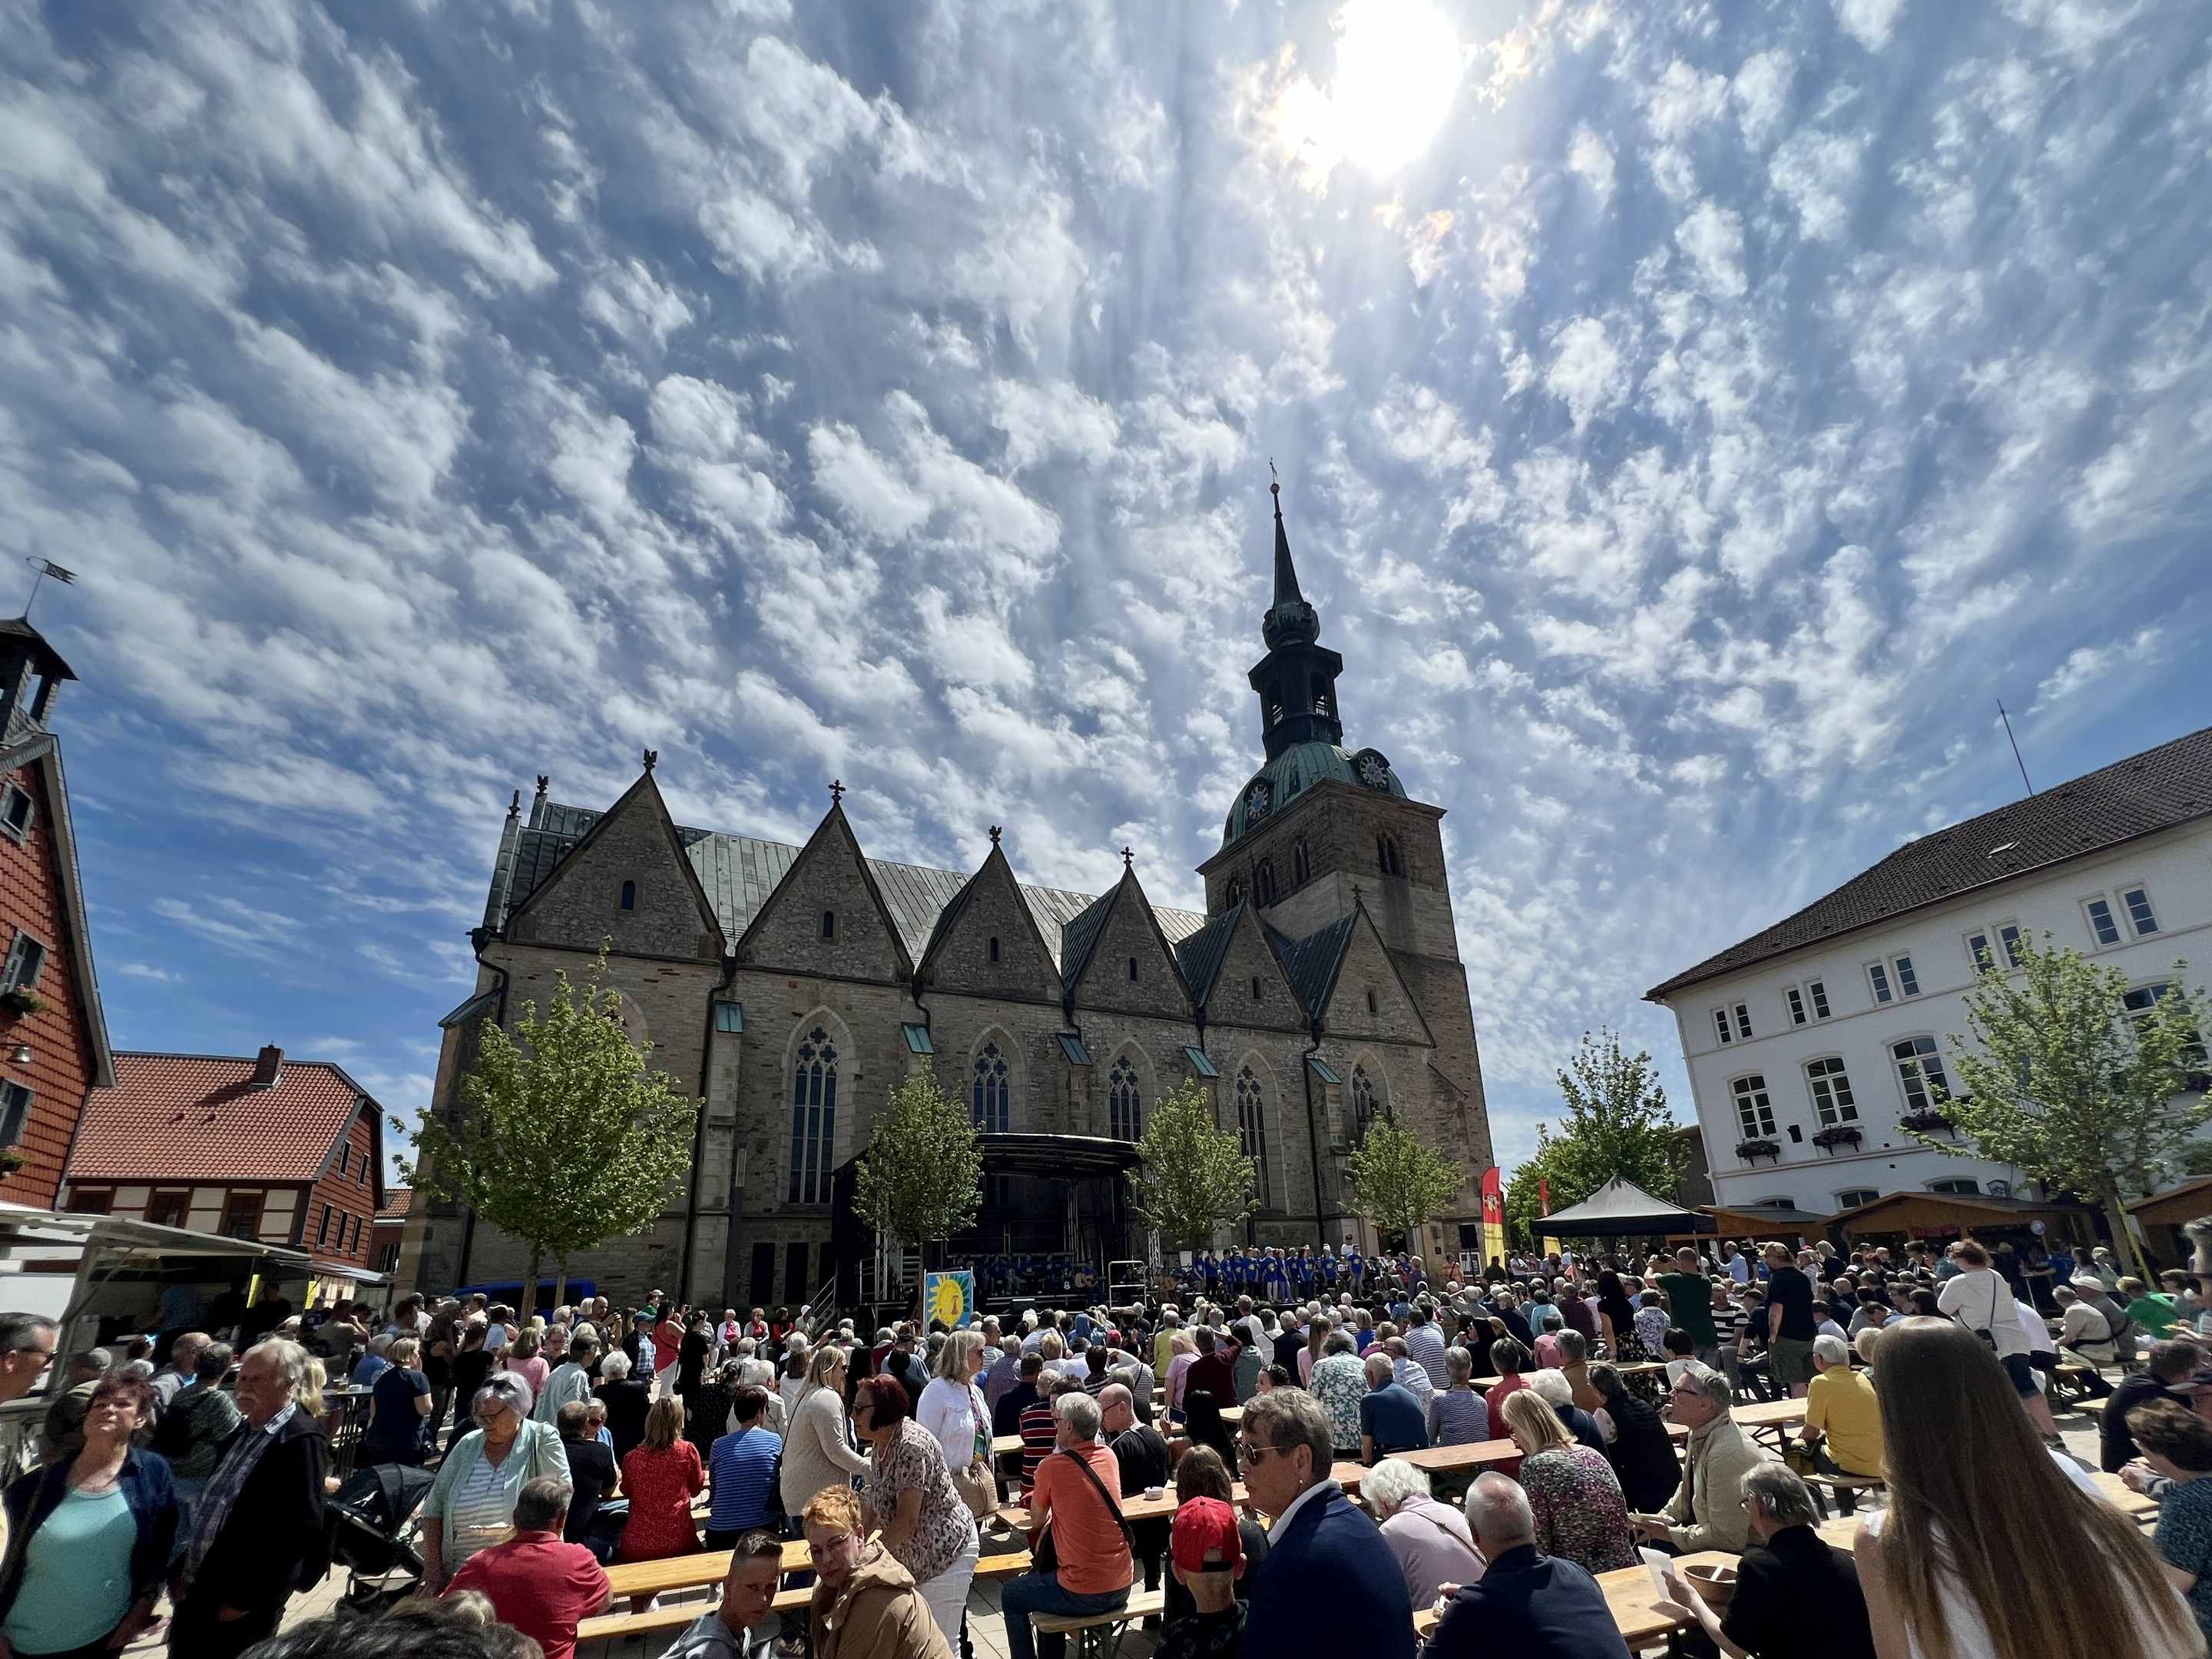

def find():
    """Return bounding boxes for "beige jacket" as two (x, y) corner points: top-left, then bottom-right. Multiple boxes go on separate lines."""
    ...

(811, 1541), (954, 1659)
(1661, 1413), (1762, 1554)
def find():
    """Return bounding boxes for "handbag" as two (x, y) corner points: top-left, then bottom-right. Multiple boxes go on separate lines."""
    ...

(1031, 1446), (1133, 1573)
(951, 1389), (999, 1521)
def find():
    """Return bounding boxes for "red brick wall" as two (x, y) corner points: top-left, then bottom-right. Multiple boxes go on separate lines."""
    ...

(302, 1108), (379, 1263)
(0, 761), (94, 1211)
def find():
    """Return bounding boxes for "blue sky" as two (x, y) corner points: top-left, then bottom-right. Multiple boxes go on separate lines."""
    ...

(2, 0), (2208, 1183)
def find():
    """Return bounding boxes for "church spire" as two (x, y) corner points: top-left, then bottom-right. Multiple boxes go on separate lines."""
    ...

(1248, 475), (1343, 759)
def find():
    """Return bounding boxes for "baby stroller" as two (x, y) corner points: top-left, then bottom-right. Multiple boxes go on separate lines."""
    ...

(327, 1462), (434, 1611)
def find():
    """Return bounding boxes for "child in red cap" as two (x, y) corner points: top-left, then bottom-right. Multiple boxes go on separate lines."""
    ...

(1157, 1495), (1246, 1659)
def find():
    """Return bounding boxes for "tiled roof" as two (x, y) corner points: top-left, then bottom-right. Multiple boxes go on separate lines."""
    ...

(1269, 912), (1357, 1018)
(492, 804), (1200, 973)
(1647, 723), (2212, 1001)
(67, 1052), (376, 1186)
(377, 1187), (411, 1220)
(1174, 906), (1243, 1008)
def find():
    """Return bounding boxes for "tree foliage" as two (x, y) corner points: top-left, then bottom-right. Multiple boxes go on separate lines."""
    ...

(1929, 932), (2207, 1280)
(411, 957), (700, 1307)
(1130, 1081), (1259, 1249)
(1347, 1114), (1463, 1240)
(1505, 1029), (1685, 1247)
(852, 1070), (983, 1253)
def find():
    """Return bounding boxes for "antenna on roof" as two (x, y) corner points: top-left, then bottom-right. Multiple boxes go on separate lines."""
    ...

(1998, 700), (2035, 796)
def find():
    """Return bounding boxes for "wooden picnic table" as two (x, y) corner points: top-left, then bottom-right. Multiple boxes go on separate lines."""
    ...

(1665, 1397), (1806, 1445)
(1469, 1360), (1667, 1389)
(1392, 1439), (1523, 1473)
(1413, 1551), (1737, 1647)
(604, 1540), (813, 1599)
(998, 1460), (1367, 1528)
(1813, 1468), (2157, 1549)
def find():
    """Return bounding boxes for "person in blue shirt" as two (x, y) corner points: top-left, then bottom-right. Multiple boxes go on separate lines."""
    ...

(1357, 1354), (1429, 1462)
(1427, 1474), (1631, 1659)
(704, 1386), (781, 1546)
(1321, 1249), (1338, 1290)
(1346, 1250), (1365, 1295)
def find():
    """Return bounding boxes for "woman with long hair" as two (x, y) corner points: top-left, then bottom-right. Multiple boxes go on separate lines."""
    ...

(1855, 1317), (2201, 1659)
(1594, 1271), (1644, 1363)
(782, 1344), (869, 1517)
(1498, 1388), (1637, 1575)
(618, 1396), (704, 1577)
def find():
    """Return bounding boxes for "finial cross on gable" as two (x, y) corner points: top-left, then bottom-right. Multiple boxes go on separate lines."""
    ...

(829, 779), (845, 804)
(1121, 846), (1134, 869)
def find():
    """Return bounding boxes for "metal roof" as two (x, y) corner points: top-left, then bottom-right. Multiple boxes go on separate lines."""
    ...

(1174, 906), (1243, 1008)
(1269, 912), (1357, 1019)
(1647, 723), (2212, 1002)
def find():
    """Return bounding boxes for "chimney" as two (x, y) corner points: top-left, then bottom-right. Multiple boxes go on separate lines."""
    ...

(249, 1045), (283, 1090)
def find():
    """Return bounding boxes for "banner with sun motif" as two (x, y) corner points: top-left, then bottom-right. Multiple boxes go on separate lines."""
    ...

(925, 1270), (975, 1330)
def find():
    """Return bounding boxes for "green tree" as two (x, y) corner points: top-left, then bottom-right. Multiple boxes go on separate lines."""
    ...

(1347, 1114), (1463, 1243)
(1926, 933), (2207, 1280)
(1504, 1031), (1685, 1248)
(411, 958), (700, 1311)
(852, 1071), (984, 1268)
(1130, 1081), (1260, 1250)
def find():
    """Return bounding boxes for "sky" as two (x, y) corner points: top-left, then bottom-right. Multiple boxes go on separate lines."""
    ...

(2, 0), (2210, 1183)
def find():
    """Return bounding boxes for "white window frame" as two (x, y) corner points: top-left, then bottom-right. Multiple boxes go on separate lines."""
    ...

(1867, 961), (1893, 1005)
(2121, 884), (2160, 937)
(1892, 954), (1921, 997)
(0, 783), (33, 846)
(1807, 979), (1831, 1019)
(1892, 1035), (1952, 1114)
(1835, 1187), (1879, 1209)
(1805, 1056), (1859, 1126)
(1730, 1073), (1777, 1140)
(2083, 895), (2122, 949)
(1713, 1008), (1734, 1047)
(1965, 929), (1994, 973)
(1786, 987), (1807, 1026)
(1733, 1002), (1753, 1041)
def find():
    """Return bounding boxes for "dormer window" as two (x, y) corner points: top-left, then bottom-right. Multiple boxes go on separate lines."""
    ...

(0, 783), (33, 844)
(619, 880), (637, 911)
(821, 910), (836, 940)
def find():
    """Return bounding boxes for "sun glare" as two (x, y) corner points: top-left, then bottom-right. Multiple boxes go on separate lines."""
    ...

(1328, 0), (1464, 174)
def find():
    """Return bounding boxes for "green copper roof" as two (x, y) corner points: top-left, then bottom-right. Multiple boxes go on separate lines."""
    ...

(1220, 741), (1406, 847)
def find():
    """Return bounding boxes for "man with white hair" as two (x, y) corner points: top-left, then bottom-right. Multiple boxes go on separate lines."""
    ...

(1631, 1363), (1761, 1555)
(1426, 1473), (1631, 1657)
(1798, 1333), (1882, 1479)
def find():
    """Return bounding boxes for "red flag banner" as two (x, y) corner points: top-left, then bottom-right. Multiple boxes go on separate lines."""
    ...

(1538, 1177), (1551, 1217)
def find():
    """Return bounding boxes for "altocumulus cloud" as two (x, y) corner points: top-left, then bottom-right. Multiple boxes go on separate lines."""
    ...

(2, 0), (2210, 1166)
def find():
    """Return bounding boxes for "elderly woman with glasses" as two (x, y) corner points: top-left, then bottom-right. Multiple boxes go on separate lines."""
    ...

(418, 1371), (567, 1592)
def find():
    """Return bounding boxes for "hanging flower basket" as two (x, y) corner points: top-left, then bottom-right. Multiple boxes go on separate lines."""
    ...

(0, 989), (45, 1017)
(1812, 1126), (1863, 1154)
(0, 1151), (26, 1176)
(1899, 1110), (1955, 1135)
(1734, 1138), (1781, 1163)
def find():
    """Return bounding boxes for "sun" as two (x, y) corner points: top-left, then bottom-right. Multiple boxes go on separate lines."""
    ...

(1328, 0), (1465, 174)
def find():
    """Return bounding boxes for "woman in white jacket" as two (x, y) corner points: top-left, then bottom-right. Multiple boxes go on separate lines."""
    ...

(779, 1343), (869, 1517)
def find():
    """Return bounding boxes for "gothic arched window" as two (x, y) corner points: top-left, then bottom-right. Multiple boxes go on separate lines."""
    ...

(988, 936), (1001, 963)
(1255, 859), (1277, 907)
(1225, 878), (1243, 907)
(1309, 674), (1330, 715)
(1108, 1057), (1142, 1141)
(1236, 1066), (1271, 1206)
(1377, 835), (1404, 878)
(1292, 839), (1310, 887)
(821, 909), (838, 939)
(788, 1028), (837, 1204)
(1350, 1063), (1379, 1143)
(972, 1042), (1009, 1132)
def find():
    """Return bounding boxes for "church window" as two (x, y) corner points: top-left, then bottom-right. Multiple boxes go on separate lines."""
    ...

(1255, 860), (1277, 907)
(1128, 956), (1138, 982)
(820, 910), (836, 940)
(1309, 674), (1330, 715)
(1350, 1064), (1379, 1142)
(1250, 976), (1262, 1001)
(788, 1028), (837, 1205)
(988, 936), (1000, 963)
(1108, 1057), (1142, 1141)
(1236, 1067), (1271, 1206)
(972, 1043), (1010, 1132)
(1265, 680), (1284, 724)
(1377, 835), (1404, 878)
(1366, 987), (1378, 1015)
(1293, 839), (1310, 887)
(1225, 879), (1243, 906)
(620, 880), (636, 911)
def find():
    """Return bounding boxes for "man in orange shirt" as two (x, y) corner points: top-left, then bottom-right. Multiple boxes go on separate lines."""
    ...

(1002, 1392), (1135, 1659)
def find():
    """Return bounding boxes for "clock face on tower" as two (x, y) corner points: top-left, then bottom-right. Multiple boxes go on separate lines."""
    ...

(1353, 748), (1392, 790)
(1245, 779), (1272, 820)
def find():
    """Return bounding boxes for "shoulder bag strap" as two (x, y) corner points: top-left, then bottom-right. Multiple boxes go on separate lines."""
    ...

(1050, 1448), (1134, 1545)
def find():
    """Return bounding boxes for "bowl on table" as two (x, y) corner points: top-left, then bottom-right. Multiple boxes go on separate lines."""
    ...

(1681, 1563), (1737, 1606)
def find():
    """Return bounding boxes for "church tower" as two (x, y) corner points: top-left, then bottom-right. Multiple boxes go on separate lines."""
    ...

(1196, 484), (1491, 1238)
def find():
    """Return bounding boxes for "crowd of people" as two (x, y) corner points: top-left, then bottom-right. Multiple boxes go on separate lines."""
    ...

(5, 1229), (2212, 1659)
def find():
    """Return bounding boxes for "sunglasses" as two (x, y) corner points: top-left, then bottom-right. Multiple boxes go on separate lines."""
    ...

(1235, 1441), (1286, 1465)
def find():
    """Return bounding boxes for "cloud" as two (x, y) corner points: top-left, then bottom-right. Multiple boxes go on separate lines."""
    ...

(1545, 318), (1627, 431)
(2031, 629), (2161, 713)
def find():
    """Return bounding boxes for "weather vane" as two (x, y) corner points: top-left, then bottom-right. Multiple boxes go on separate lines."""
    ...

(988, 825), (1002, 846)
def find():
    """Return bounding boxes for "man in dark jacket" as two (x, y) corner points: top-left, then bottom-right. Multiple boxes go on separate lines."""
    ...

(1237, 1389), (1412, 1659)
(1587, 1363), (1679, 1514)
(170, 1339), (329, 1659)
(1428, 1475), (1629, 1659)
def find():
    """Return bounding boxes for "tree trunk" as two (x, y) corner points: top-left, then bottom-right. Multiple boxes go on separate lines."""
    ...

(553, 1259), (569, 1313)
(2101, 1190), (2147, 1283)
(525, 1248), (542, 1320)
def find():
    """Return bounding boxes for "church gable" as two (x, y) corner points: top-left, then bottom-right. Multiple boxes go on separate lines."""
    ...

(1068, 873), (1191, 1021)
(735, 805), (909, 982)
(504, 769), (722, 962)
(1320, 906), (1433, 1046)
(918, 843), (1061, 1003)
(1199, 907), (1306, 1033)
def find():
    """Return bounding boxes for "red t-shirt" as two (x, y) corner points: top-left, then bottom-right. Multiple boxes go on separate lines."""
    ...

(652, 1319), (683, 1364)
(448, 1532), (609, 1659)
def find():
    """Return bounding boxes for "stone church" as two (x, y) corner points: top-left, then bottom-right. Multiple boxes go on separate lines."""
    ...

(403, 491), (1494, 1311)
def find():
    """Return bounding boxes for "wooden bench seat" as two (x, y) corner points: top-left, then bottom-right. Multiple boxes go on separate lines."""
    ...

(1028, 1588), (1166, 1659)
(581, 1551), (1035, 1645)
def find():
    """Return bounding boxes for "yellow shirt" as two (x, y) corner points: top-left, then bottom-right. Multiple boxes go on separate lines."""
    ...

(1805, 1365), (1883, 1477)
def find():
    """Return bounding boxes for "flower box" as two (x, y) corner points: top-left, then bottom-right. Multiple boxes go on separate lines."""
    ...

(1812, 1126), (1863, 1153)
(1899, 1110), (1955, 1135)
(0, 988), (45, 1016)
(1734, 1138), (1781, 1163)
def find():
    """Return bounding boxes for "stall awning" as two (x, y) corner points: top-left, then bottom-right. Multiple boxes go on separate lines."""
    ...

(1539, 1177), (1713, 1236)
(2128, 1178), (2212, 1230)
(1826, 1190), (2094, 1240)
